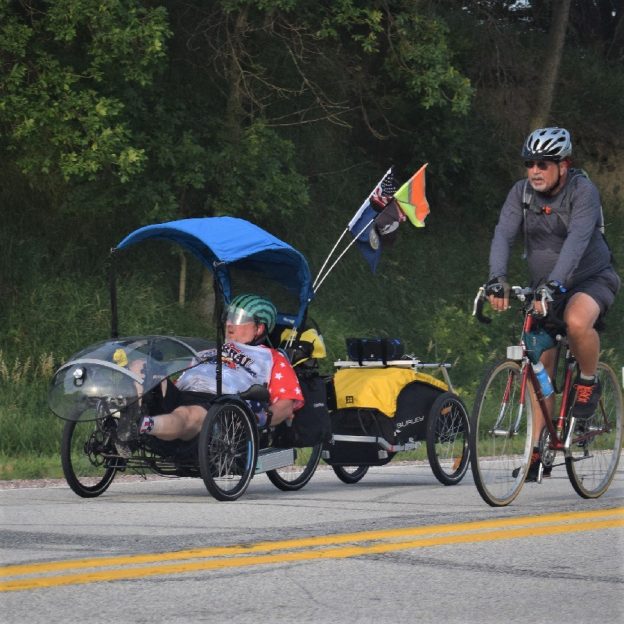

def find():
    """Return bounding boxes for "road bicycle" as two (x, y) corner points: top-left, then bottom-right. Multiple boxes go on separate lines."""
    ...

(470, 285), (623, 507)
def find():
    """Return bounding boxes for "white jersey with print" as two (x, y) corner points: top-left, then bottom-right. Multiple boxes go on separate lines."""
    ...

(176, 341), (273, 395)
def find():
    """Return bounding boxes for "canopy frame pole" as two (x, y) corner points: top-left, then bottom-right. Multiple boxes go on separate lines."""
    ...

(212, 262), (229, 397)
(109, 248), (119, 339)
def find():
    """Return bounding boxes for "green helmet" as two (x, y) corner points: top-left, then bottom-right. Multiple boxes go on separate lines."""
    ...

(227, 294), (277, 333)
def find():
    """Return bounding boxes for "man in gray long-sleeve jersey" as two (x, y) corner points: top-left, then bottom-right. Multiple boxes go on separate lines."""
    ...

(486, 127), (620, 480)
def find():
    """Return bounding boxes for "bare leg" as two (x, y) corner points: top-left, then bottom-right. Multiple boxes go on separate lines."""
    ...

(267, 399), (295, 427)
(149, 405), (208, 441)
(564, 293), (600, 378)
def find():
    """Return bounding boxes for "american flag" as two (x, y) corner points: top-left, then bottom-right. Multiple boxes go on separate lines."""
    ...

(370, 167), (398, 209)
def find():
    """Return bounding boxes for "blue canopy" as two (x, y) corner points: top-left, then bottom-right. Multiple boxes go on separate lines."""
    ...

(115, 217), (313, 327)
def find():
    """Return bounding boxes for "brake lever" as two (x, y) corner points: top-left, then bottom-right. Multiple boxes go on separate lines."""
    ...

(472, 286), (491, 324)
(539, 289), (551, 317)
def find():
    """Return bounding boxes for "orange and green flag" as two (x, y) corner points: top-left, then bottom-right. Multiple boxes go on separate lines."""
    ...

(394, 163), (429, 227)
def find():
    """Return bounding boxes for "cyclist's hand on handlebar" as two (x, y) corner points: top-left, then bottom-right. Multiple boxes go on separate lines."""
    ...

(534, 280), (567, 315)
(485, 277), (510, 312)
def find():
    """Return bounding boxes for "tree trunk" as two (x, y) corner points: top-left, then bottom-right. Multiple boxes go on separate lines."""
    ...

(606, 7), (624, 62)
(196, 268), (215, 326)
(529, 0), (572, 130)
(193, 8), (247, 325)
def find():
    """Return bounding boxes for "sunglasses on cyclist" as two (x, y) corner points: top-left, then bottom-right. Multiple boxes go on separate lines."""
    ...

(524, 160), (555, 170)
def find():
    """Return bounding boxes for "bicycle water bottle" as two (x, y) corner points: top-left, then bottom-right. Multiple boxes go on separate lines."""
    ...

(532, 361), (554, 397)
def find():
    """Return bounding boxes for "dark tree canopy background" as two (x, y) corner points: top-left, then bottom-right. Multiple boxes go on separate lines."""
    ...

(1, 0), (622, 401)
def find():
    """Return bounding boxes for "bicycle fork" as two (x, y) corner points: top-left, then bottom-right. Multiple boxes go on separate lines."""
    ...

(490, 368), (525, 438)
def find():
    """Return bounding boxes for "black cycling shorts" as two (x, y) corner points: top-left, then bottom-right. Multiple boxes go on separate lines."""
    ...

(146, 379), (215, 414)
(566, 268), (620, 315)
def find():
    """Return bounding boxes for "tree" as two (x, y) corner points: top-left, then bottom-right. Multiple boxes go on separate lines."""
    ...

(0, 0), (170, 188)
(529, 0), (572, 129)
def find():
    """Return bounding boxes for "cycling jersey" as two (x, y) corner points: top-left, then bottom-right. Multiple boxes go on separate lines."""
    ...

(489, 173), (616, 289)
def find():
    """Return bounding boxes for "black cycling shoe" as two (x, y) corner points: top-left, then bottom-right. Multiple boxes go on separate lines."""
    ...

(512, 451), (551, 482)
(572, 378), (601, 420)
(116, 403), (144, 443)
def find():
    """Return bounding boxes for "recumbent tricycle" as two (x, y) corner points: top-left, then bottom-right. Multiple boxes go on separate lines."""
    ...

(48, 217), (469, 501)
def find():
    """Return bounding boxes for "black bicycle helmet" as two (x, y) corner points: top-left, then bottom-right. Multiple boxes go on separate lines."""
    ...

(521, 127), (572, 161)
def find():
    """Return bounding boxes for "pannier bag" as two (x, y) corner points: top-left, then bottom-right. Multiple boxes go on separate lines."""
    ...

(346, 337), (405, 365)
(272, 371), (331, 448)
(328, 407), (396, 465)
(393, 381), (444, 444)
(332, 367), (447, 444)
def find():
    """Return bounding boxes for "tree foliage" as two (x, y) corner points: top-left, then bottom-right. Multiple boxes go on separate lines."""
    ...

(1, 0), (474, 227)
(0, 0), (169, 183)
(1, 0), (623, 443)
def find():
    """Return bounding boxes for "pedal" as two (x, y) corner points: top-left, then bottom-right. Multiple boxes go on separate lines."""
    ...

(255, 447), (295, 473)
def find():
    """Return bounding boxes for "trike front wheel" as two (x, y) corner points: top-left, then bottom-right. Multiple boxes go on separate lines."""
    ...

(198, 402), (257, 501)
(565, 362), (623, 499)
(61, 416), (120, 498)
(266, 443), (322, 491)
(470, 359), (533, 507)
(426, 392), (470, 486)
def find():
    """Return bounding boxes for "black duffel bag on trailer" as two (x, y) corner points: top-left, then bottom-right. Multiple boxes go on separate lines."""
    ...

(346, 337), (405, 365)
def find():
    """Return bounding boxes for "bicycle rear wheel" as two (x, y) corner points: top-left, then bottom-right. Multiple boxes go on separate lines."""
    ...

(470, 360), (533, 506)
(566, 362), (623, 498)
(266, 443), (322, 491)
(426, 392), (470, 485)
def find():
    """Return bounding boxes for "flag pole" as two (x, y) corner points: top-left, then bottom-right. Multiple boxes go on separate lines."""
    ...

(313, 166), (395, 293)
(312, 227), (349, 290)
(313, 217), (375, 294)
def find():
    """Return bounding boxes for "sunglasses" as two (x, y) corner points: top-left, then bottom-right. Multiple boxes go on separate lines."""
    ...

(524, 160), (555, 170)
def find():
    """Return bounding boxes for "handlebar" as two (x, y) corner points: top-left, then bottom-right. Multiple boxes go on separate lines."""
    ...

(473, 285), (549, 324)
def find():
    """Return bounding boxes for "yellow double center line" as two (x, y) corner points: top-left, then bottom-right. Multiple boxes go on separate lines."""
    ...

(2, 507), (622, 592)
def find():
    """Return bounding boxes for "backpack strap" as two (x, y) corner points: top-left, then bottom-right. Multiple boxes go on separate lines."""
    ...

(521, 169), (613, 264)
(521, 179), (532, 260)
(557, 169), (607, 237)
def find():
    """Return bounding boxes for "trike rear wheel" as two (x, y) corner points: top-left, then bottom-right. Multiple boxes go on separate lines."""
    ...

(266, 443), (322, 491)
(198, 402), (257, 501)
(426, 392), (470, 485)
(61, 416), (120, 498)
(332, 465), (369, 484)
(565, 362), (623, 499)
(470, 359), (533, 507)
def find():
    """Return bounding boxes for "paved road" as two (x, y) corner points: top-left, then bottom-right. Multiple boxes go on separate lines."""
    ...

(1, 462), (623, 624)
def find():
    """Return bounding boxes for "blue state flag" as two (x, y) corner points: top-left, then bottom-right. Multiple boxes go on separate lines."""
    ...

(348, 201), (381, 273)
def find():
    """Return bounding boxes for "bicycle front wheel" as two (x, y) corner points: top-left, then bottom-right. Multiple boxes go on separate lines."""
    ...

(61, 416), (120, 498)
(566, 362), (623, 498)
(470, 360), (533, 507)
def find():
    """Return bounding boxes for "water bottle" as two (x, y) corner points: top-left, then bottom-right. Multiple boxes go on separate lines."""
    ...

(532, 361), (554, 397)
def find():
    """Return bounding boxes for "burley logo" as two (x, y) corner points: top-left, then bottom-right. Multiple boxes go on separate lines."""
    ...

(345, 395), (354, 404)
(395, 415), (424, 430)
